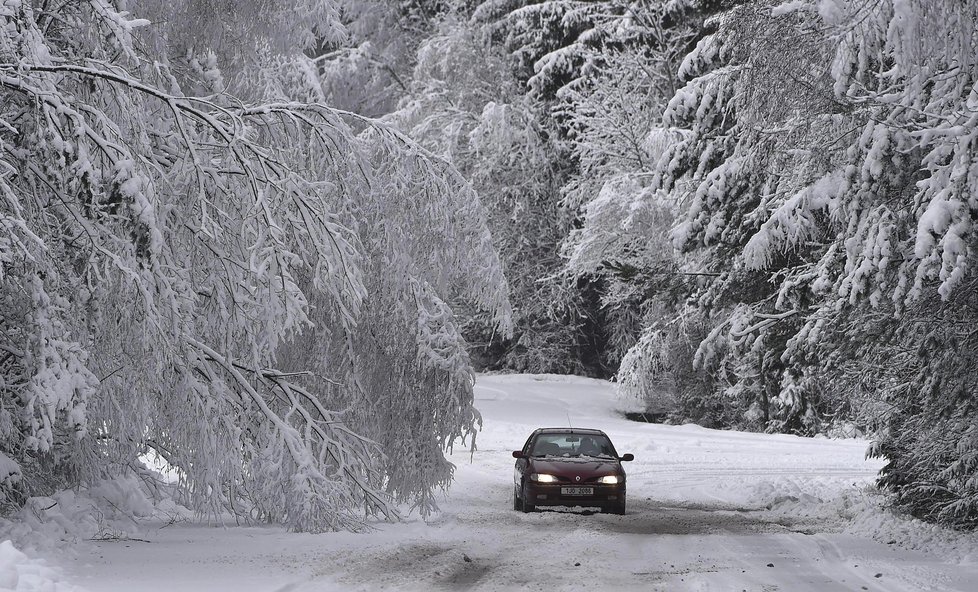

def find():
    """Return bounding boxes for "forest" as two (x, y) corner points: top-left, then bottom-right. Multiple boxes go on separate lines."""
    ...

(1, 0), (976, 533)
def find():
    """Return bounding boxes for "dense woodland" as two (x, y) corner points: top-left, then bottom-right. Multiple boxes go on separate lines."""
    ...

(1, 0), (976, 531)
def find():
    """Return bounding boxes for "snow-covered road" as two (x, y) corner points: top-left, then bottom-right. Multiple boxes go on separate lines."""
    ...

(68, 374), (978, 591)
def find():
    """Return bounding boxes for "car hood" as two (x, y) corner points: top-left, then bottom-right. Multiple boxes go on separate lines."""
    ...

(528, 456), (621, 477)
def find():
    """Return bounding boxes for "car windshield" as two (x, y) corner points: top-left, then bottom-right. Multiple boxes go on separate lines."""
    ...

(529, 433), (616, 458)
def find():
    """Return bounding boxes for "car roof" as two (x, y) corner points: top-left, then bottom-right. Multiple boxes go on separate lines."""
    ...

(533, 427), (607, 436)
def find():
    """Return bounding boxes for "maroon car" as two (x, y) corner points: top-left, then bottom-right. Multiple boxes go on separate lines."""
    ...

(512, 428), (634, 514)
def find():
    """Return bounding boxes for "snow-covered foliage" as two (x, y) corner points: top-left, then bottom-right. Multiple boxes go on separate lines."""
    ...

(625, 0), (849, 431)
(628, 0), (978, 527)
(554, 3), (697, 372)
(817, 0), (978, 530)
(463, 1), (694, 375)
(391, 20), (599, 374)
(316, 0), (446, 117)
(1, 0), (511, 532)
(617, 327), (680, 414)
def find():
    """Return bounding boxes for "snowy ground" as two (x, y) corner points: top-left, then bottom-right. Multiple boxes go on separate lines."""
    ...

(13, 374), (978, 591)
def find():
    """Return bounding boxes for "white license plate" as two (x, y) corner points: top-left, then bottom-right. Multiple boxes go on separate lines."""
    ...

(561, 486), (594, 496)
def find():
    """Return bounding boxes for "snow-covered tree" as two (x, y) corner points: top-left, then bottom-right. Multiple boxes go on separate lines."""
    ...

(621, 0), (848, 431)
(555, 0), (700, 376)
(649, 0), (978, 525)
(1, 0), (510, 531)
(452, 1), (675, 375)
(391, 18), (605, 374)
(313, 0), (451, 117)
(807, 0), (978, 528)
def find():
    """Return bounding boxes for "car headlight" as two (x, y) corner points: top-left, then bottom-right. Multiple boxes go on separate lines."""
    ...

(530, 473), (558, 483)
(597, 475), (620, 485)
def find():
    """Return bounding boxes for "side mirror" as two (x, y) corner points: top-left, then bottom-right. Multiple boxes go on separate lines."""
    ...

(512, 450), (525, 458)
(619, 453), (634, 462)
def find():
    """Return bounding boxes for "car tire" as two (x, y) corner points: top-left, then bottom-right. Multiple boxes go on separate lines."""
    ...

(520, 483), (535, 513)
(513, 487), (523, 511)
(605, 498), (625, 515)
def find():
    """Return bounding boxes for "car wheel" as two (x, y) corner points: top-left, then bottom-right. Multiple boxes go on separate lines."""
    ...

(513, 487), (523, 511)
(521, 483), (535, 513)
(604, 498), (625, 515)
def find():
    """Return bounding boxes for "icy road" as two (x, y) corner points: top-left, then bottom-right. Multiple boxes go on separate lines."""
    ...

(72, 374), (978, 591)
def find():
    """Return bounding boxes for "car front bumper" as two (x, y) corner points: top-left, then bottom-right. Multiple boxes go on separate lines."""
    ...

(524, 482), (625, 509)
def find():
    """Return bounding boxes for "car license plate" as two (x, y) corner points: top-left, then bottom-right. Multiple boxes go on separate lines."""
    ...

(561, 486), (593, 496)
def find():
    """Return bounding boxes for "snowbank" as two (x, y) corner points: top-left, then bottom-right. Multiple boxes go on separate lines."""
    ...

(0, 540), (85, 592)
(844, 496), (978, 566)
(0, 475), (192, 555)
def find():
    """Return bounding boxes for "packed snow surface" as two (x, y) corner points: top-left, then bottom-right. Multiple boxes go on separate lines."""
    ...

(27, 374), (978, 590)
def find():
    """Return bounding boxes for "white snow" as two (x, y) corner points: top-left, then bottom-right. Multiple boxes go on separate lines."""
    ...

(0, 454), (21, 488)
(0, 540), (83, 592)
(8, 373), (978, 590)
